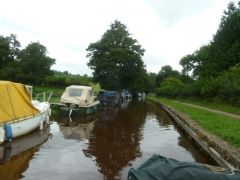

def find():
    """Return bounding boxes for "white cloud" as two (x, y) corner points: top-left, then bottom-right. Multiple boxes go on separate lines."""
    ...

(0, 0), (237, 75)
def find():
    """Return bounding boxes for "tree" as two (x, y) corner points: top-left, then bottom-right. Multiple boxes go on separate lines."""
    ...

(180, 45), (210, 78)
(144, 72), (157, 93)
(156, 77), (185, 97)
(18, 42), (55, 83)
(161, 1), (240, 103)
(0, 34), (21, 81)
(213, 2), (240, 70)
(219, 1), (237, 29)
(180, 2), (240, 79)
(87, 20), (145, 92)
(0, 34), (20, 68)
(156, 65), (180, 86)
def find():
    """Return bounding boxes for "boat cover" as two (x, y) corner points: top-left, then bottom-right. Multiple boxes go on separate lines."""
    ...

(0, 81), (39, 124)
(128, 155), (240, 180)
(60, 85), (95, 106)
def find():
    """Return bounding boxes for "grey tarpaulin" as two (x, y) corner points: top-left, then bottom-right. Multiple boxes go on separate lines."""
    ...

(128, 155), (240, 180)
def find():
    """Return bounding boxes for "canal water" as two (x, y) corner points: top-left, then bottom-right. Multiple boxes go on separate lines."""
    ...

(0, 100), (216, 180)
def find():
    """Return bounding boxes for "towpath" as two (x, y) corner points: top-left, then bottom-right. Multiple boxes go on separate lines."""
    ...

(173, 101), (240, 120)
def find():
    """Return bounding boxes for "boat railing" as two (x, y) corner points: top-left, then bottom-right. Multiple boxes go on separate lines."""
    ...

(36, 91), (53, 102)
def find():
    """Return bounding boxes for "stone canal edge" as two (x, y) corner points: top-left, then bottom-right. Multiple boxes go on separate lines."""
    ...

(148, 99), (240, 170)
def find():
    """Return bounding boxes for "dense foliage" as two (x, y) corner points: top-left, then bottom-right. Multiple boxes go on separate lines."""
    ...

(0, 35), (55, 84)
(18, 42), (55, 83)
(0, 35), (93, 87)
(46, 71), (93, 87)
(156, 1), (240, 105)
(87, 20), (147, 92)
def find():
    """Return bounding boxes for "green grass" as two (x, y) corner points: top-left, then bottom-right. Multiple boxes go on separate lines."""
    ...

(148, 95), (240, 148)
(33, 86), (65, 102)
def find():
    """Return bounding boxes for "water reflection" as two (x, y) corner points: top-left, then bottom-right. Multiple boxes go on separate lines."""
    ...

(98, 106), (120, 121)
(0, 127), (50, 180)
(177, 135), (217, 165)
(154, 103), (172, 128)
(152, 102), (217, 165)
(83, 101), (147, 179)
(57, 115), (97, 140)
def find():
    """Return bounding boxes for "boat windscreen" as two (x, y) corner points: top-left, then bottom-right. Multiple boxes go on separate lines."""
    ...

(69, 89), (82, 97)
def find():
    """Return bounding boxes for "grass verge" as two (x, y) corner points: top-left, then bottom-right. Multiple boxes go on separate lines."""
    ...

(148, 95), (240, 148)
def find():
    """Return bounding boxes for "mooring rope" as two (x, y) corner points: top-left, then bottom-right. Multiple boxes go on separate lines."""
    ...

(203, 164), (235, 175)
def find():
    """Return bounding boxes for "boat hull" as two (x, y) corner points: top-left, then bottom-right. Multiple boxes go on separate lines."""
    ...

(0, 109), (50, 143)
(56, 100), (100, 116)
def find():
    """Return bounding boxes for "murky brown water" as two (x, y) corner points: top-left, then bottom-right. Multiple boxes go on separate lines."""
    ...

(0, 100), (216, 180)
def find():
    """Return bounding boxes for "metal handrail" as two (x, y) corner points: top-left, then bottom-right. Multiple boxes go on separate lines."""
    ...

(36, 91), (53, 102)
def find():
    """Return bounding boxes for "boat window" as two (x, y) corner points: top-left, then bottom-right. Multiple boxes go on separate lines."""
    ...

(69, 89), (82, 97)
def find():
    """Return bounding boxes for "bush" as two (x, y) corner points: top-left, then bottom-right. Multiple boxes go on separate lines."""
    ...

(218, 64), (240, 104)
(199, 78), (221, 98)
(156, 77), (185, 98)
(180, 82), (200, 97)
(155, 64), (240, 105)
(45, 75), (93, 87)
(197, 64), (240, 104)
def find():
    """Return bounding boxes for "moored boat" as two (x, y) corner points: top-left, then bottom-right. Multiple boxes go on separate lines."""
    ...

(121, 89), (131, 102)
(60, 85), (100, 116)
(0, 81), (52, 143)
(128, 155), (240, 180)
(98, 89), (121, 106)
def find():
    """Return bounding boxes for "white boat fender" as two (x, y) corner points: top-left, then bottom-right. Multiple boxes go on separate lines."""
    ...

(4, 124), (13, 141)
(40, 121), (44, 130)
(69, 109), (73, 117)
(46, 116), (50, 124)
(48, 108), (51, 116)
(0, 128), (5, 143)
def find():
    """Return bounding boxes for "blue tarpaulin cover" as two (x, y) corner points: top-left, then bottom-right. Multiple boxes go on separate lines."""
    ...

(128, 155), (240, 180)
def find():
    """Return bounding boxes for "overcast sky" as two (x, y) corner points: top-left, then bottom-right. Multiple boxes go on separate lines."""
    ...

(0, 0), (238, 75)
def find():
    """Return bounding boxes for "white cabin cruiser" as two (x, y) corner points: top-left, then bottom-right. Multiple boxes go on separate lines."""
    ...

(60, 85), (100, 115)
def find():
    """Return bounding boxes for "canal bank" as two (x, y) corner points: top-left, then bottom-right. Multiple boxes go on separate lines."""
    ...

(147, 98), (240, 170)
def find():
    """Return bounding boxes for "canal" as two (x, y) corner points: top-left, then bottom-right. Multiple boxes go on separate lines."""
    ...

(0, 100), (216, 180)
